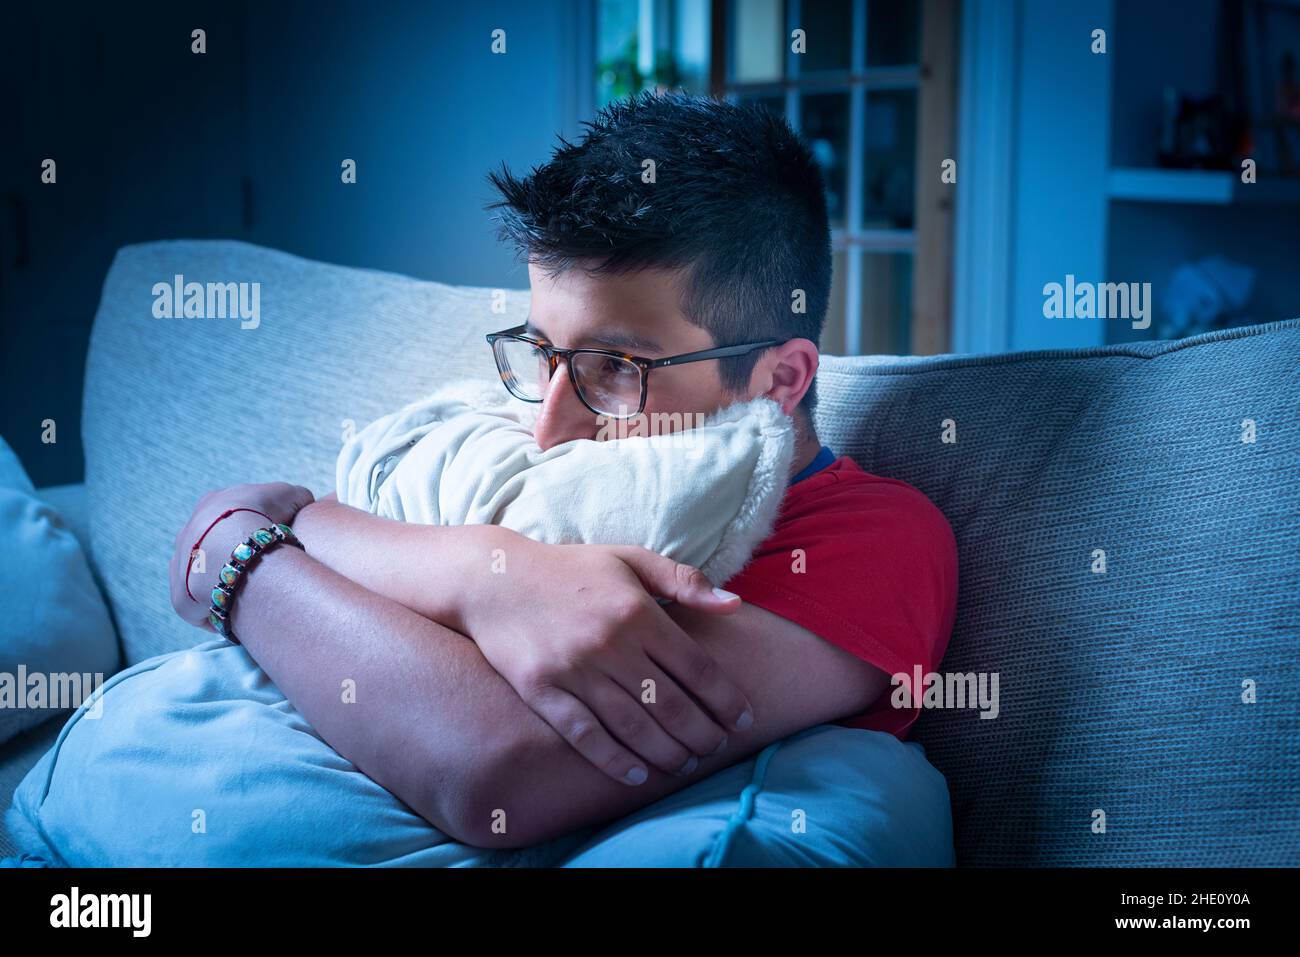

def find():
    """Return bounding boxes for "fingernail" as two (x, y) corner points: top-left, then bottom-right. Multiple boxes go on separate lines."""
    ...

(712, 587), (739, 602)
(735, 710), (753, 731)
(710, 736), (728, 756)
(677, 755), (699, 776)
(624, 766), (648, 785)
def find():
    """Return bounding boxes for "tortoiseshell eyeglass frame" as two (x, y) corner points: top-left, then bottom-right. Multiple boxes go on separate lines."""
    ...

(485, 323), (787, 419)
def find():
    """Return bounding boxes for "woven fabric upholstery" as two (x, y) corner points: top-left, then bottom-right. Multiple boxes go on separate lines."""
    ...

(81, 241), (1299, 865)
(813, 325), (1300, 866)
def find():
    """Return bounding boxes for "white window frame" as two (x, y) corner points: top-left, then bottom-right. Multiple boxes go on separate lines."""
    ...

(723, 0), (922, 354)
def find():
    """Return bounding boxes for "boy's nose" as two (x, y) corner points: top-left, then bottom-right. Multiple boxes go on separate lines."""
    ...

(532, 357), (598, 451)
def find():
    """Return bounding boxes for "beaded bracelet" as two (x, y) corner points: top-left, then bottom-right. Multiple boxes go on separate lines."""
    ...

(206, 524), (304, 645)
(185, 508), (273, 602)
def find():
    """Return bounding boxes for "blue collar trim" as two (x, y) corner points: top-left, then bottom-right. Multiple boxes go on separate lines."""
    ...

(788, 445), (836, 486)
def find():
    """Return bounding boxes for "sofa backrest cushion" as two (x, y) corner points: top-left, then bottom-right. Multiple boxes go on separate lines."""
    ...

(813, 322), (1300, 866)
(83, 241), (518, 666)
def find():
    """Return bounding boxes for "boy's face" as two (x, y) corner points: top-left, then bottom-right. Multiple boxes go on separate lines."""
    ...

(523, 261), (753, 451)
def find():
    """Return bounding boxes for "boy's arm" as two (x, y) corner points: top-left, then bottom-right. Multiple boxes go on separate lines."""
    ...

(451, 600), (890, 847)
(288, 494), (491, 638)
(292, 496), (765, 781)
(176, 489), (755, 785)
(221, 536), (887, 848)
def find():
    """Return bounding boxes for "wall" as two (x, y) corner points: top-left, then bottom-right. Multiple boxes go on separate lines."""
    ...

(956, 0), (1300, 355)
(1, 0), (589, 486)
(955, 0), (1114, 353)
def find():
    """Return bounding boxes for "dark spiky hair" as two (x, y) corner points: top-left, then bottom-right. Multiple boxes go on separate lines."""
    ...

(484, 90), (831, 415)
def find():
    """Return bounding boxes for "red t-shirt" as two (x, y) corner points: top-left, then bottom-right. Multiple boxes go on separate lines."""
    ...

(720, 453), (958, 740)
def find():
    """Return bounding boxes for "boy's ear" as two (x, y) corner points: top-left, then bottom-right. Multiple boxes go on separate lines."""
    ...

(762, 338), (819, 416)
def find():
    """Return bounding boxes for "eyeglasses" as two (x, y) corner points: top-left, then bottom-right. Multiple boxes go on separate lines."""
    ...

(485, 323), (787, 419)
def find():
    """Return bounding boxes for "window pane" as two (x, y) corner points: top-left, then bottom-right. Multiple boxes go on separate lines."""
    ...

(598, 0), (639, 61)
(866, 0), (921, 66)
(802, 92), (850, 229)
(799, 0), (852, 74)
(596, 0), (642, 107)
(673, 0), (713, 91)
(734, 91), (786, 119)
(862, 87), (917, 229)
(860, 252), (913, 354)
(820, 248), (850, 356)
(733, 0), (785, 83)
(596, 0), (713, 107)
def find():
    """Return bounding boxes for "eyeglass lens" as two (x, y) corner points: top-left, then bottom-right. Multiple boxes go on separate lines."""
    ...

(495, 338), (641, 416)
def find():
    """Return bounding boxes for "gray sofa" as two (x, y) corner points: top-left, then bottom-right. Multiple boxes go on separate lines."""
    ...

(3, 240), (1296, 865)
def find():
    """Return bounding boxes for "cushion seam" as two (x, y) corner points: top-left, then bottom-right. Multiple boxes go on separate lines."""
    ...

(702, 737), (784, 867)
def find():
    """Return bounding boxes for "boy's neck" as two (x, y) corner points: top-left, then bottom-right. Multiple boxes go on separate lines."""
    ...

(788, 416), (825, 480)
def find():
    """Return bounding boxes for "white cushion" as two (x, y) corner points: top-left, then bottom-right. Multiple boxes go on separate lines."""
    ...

(336, 381), (795, 585)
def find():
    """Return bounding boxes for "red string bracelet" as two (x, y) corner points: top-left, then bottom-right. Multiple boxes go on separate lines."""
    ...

(185, 507), (273, 602)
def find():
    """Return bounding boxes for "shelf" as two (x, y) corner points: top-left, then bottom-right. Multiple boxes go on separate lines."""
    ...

(1107, 168), (1300, 206)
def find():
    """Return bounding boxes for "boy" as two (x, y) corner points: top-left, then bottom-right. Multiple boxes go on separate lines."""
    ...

(169, 91), (958, 848)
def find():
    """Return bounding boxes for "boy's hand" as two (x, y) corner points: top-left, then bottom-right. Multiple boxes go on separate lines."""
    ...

(459, 536), (753, 786)
(168, 483), (316, 628)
